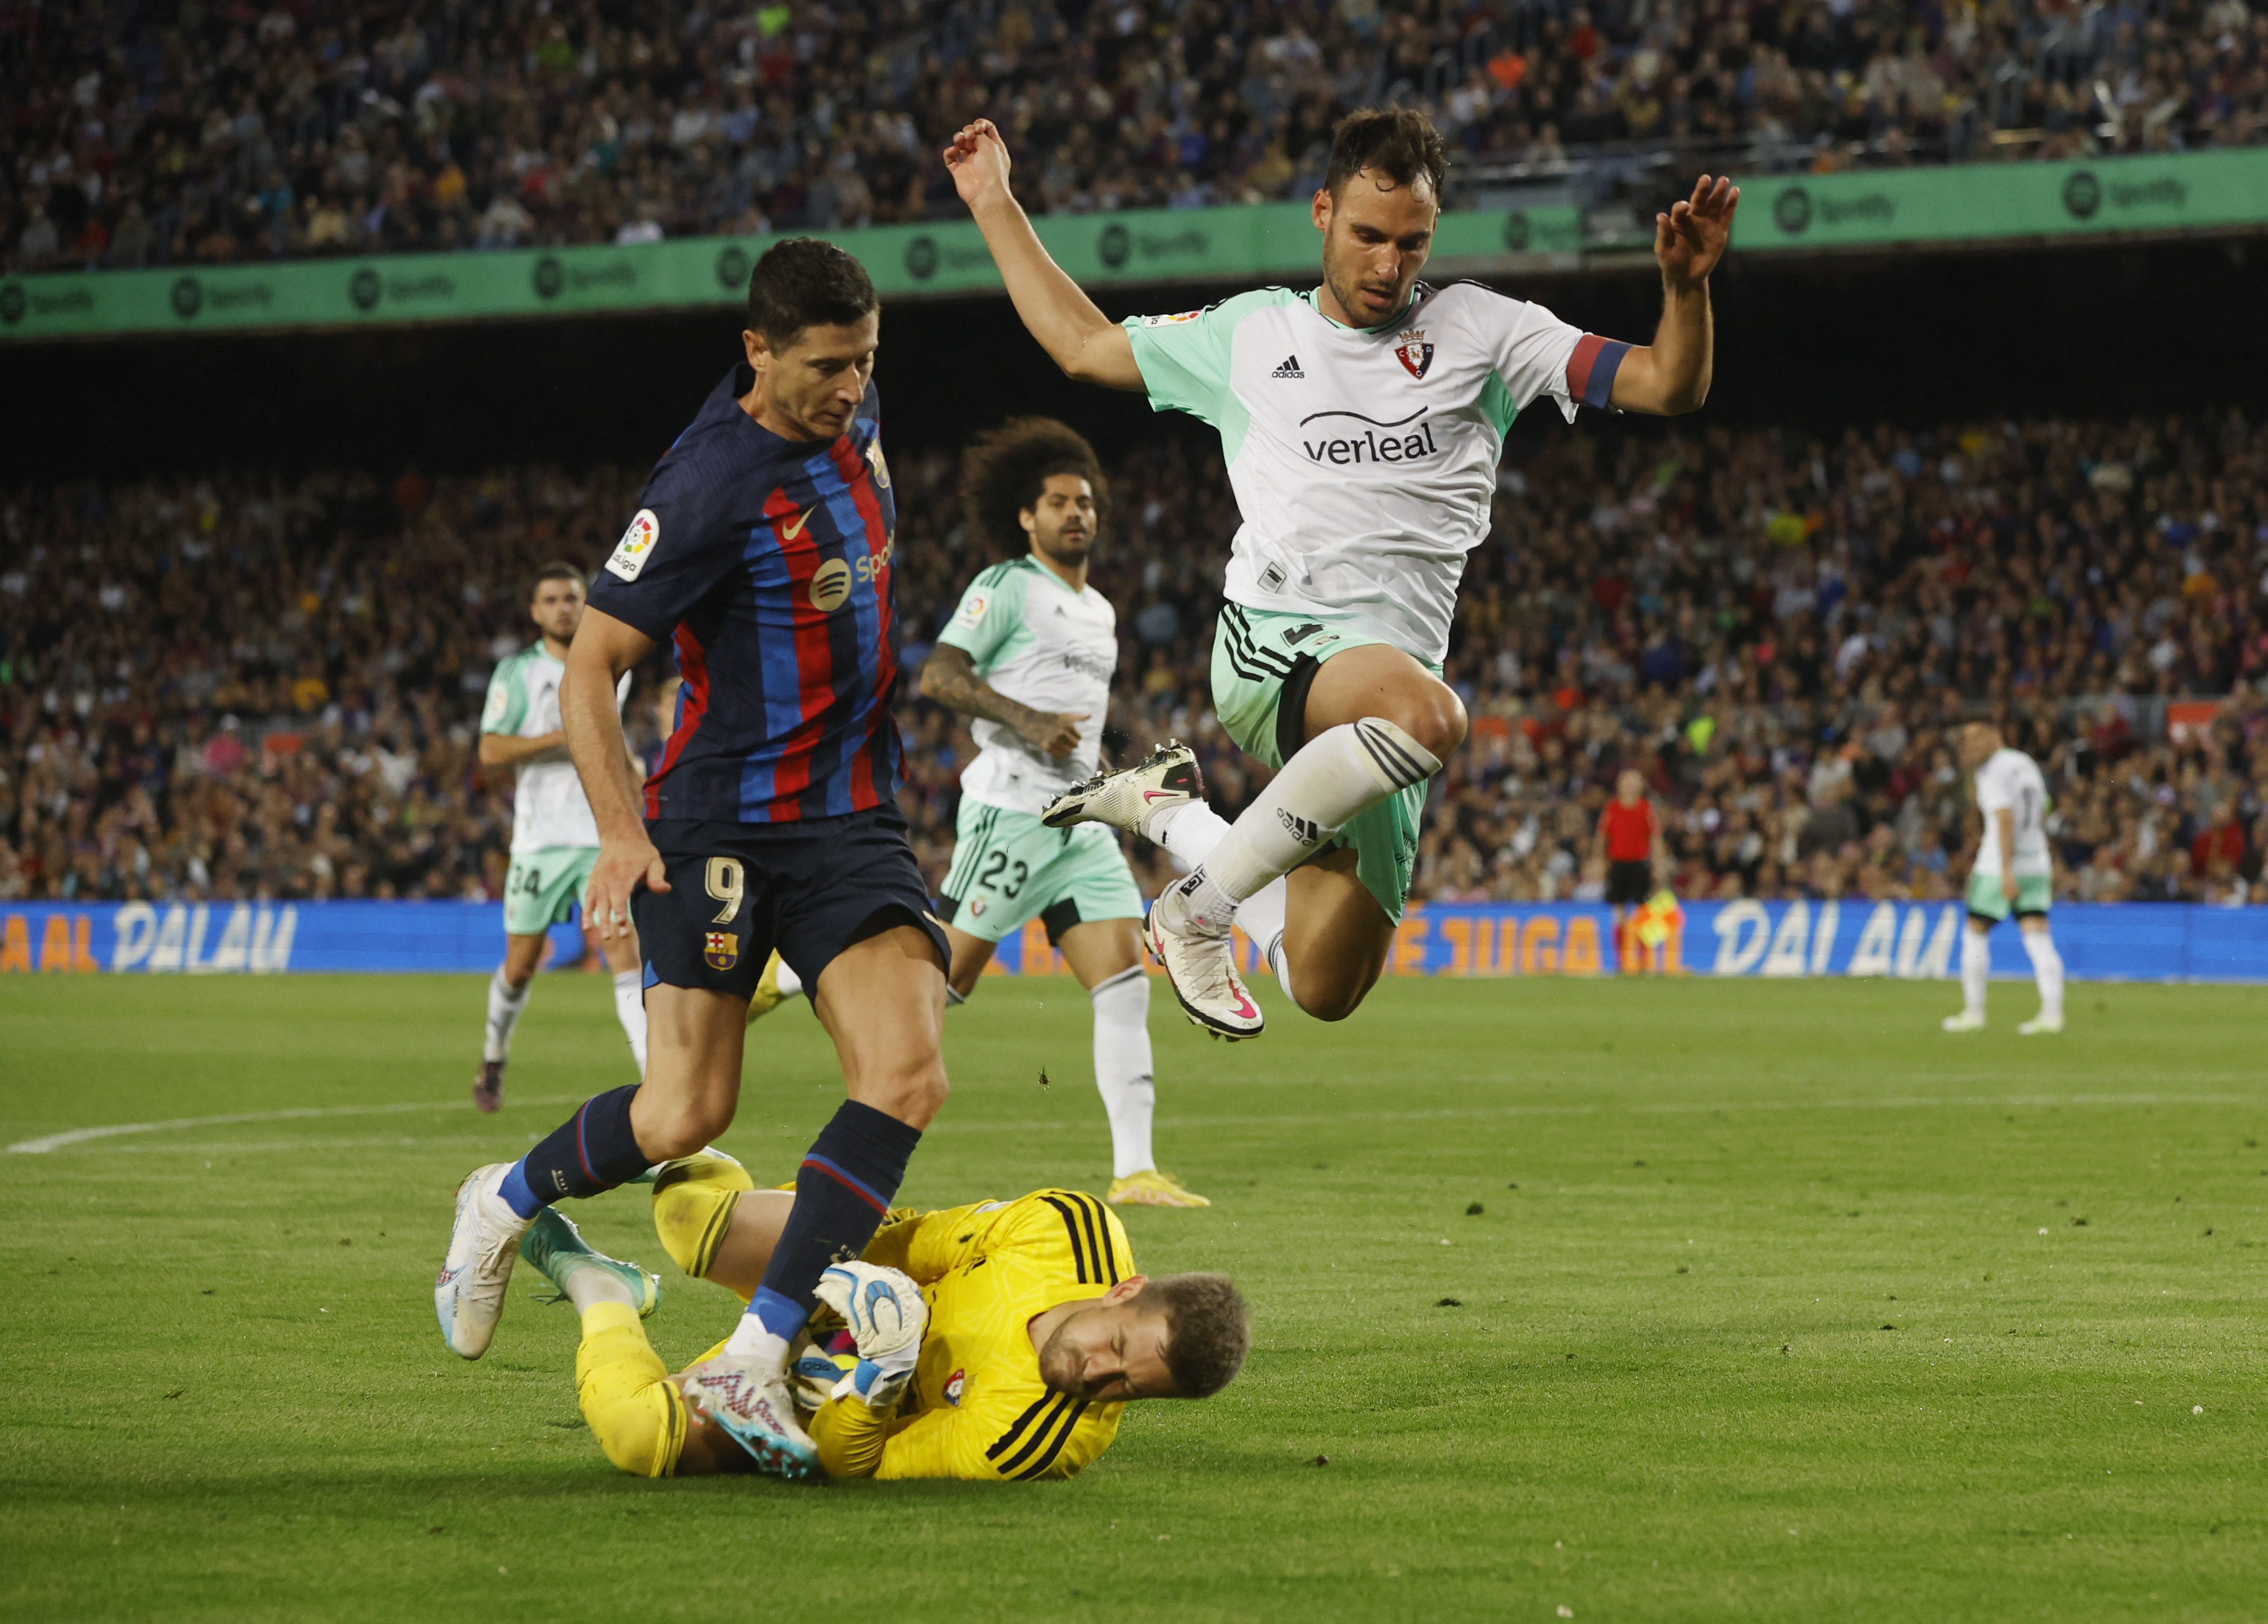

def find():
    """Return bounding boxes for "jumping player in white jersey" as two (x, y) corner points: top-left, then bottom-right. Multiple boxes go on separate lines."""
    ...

(920, 419), (1206, 1208)
(1943, 721), (2065, 1035)
(474, 564), (646, 1110)
(947, 107), (1735, 1038)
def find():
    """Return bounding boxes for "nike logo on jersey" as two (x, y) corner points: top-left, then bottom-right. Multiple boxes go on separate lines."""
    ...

(1271, 354), (1304, 378)
(781, 507), (811, 540)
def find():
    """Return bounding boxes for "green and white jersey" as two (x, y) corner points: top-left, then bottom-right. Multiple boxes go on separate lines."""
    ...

(480, 644), (631, 853)
(934, 556), (1117, 815)
(1124, 282), (1601, 663)
(1971, 747), (2052, 877)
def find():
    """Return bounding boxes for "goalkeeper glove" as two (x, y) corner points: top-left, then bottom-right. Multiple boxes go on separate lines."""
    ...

(813, 1261), (927, 1410)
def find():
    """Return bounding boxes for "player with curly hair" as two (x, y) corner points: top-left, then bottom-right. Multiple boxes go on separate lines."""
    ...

(913, 418), (1209, 1208)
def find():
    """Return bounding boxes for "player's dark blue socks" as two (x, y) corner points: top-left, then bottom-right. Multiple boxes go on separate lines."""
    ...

(744, 1100), (923, 1341)
(498, 1086), (647, 1219)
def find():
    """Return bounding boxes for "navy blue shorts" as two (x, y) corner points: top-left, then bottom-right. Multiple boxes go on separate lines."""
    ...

(635, 804), (948, 1001)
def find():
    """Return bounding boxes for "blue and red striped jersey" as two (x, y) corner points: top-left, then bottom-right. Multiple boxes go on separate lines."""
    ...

(588, 367), (902, 824)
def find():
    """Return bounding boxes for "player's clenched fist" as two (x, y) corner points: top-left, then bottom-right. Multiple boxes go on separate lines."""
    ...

(816, 1260), (928, 1409)
(943, 118), (1012, 208)
(583, 830), (669, 942)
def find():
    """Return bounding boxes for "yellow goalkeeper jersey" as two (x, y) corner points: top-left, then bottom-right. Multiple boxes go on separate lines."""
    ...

(808, 1188), (1132, 1481)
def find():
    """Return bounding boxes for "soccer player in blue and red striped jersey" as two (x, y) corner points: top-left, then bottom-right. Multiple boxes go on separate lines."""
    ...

(433, 239), (952, 1483)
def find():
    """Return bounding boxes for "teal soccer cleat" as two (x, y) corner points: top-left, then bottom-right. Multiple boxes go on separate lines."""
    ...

(518, 1209), (661, 1317)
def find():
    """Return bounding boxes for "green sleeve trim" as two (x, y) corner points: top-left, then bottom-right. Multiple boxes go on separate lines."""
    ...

(934, 566), (1030, 670)
(1478, 370), (1520, 440)
(481, 654), (529, 736)
(1123, 287), (1299, 427)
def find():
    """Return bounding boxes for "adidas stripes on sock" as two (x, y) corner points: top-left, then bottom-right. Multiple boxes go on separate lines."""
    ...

(1175, 719), (1439, 930)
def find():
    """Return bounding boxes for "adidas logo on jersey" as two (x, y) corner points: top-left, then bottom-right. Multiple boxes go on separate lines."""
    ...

(1277, 809), (1323, 846)
(1271, 355), (1304, 378)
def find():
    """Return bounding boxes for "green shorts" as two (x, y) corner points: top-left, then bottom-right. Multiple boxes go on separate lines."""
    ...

(503, 846), (599, 936)
(1965, 870), (2053, 923)
(939, 800), (1143, 945)
(1210, 603), (1432, 923)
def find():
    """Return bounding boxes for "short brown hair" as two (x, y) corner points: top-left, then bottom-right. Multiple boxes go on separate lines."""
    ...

(959, 417), (1109, 554)
(746, 236), (878, 349)
(531, 561), (585, 599)
(1140, 1272), (1249, 1398)
(1325, 107), (1448, 200)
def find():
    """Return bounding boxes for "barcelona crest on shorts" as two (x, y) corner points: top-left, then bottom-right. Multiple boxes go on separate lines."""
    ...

(703, 930), (738, 970)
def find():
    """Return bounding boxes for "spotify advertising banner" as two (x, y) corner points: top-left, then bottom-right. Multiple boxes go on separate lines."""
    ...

(1730, 147), (2268, 253)
(0, 198), (1574, 342)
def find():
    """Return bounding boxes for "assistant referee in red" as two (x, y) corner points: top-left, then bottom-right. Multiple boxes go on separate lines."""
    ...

(1599, 769), (1665, 971)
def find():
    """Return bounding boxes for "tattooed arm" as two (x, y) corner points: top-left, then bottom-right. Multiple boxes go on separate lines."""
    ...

(919, 644), (1086, 758)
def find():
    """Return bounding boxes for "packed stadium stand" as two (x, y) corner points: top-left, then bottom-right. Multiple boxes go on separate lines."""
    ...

(7, 0), (2265, 271)
(4, 407), (2263, 911)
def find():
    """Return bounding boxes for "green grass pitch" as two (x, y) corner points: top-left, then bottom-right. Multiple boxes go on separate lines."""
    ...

(4, 971), (2265, 1622)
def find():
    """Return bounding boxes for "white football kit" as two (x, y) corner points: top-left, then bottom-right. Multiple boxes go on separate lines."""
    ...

(1123, 282), (1627, 664)
(936, 556), (1118, 816)
(1970, 748), (2052, 877)
(479, 645), (631, 852)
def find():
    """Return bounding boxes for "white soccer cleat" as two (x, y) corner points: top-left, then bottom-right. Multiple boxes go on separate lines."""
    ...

(1145, 882), (1264, 1041)
(680, 1354), (822, 1481)
(434, 1162), (531, 1359)
(2017, 1014), (2064, 1035)
(1941, 1010), (1986, 1032)
(1040, 740), (1203, 832)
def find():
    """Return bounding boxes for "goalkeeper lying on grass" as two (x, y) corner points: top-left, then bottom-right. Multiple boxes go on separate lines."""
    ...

(521, 1150), (1248, 1481)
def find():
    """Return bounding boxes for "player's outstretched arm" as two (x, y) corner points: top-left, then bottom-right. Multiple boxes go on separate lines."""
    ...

(945, 119), (1143, 392)
(562, 605), (666, 941)
(1609, 175), (1739, 416)
(920, 643), (1087, 757)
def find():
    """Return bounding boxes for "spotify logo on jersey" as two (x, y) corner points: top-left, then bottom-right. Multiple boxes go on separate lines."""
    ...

(809, 558), (852, 613)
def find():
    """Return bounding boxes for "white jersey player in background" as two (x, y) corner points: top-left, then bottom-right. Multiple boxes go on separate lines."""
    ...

(917, 419), (1205, 1208)
(946, 106), (1734, 1039)
(1943, 721), (2065, 1035)
(474, 564), (647, 1110)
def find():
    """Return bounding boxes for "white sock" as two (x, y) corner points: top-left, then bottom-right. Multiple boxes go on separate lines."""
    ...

(1237, 877), (1292, 999)
(1146, 799), (1232, 863)
(721, 1314), (793, 1370)
(611, 968), (648, 1072)
(2021, 929), (2064, 1020)
(483, 968), (532, 1062)
(1089, 966), (1156, 1179)
(773, 959), (804, 999)
(1175, 719), (1439, 930)
(1961, 927), (1990, 1018)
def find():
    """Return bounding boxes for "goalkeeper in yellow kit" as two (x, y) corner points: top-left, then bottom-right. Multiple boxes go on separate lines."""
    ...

(519, 1151), (1249, 1481)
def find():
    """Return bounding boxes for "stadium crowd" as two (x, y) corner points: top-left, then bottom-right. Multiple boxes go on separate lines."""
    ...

(3, 402), (2265, 912)
(7, 0), (2266, 272)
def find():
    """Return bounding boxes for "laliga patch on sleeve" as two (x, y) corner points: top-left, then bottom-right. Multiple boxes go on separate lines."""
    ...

(606, 509), (660, 581)
(1139, 311), (1202, 326)
(956, 592), (987, 624)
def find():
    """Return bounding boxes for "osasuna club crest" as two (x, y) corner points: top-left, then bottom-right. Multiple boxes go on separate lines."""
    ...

(1394, 328), (1434, 380)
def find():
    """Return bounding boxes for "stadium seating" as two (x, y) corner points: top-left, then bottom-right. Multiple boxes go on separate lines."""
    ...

(2, 409), (2261, 911)
(7, 0), (2265, 271)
